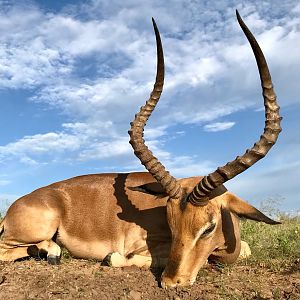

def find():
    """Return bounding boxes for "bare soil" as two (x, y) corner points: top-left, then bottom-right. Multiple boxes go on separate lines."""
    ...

(0, 258), (299, 300)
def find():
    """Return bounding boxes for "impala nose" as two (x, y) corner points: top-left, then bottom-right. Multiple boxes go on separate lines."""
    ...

(160, 277), (181, 289)
(160, 274), (194, 289)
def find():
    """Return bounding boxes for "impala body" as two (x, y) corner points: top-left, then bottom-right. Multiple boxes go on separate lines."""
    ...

(0, 173), (225, 261)
(0, 11), (281, 288)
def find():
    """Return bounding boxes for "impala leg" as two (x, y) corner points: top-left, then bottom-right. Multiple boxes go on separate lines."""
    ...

(101, 252), (168, 268)
(29, 240), (62, 265)
(101, 252), (152, 268)
(0, 239), (61, 264)
(126, 253), (153, 268)
(239, 240), (251, 259)
(126, 254), (168, 268)
(0, 242), (30, 261)
(101, 252), (130, 267)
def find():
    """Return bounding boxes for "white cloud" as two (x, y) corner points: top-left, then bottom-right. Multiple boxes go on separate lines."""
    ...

(0, 5), (72, 88)
(144, 126), (168, 139)
(204, 121), (235, 132)
(41, 16), (135, 56)
(292, 3), (300, 13)
(78, 137), (131, 161)
(62, 121), (117, 138)
(0, 132), (81, 155)
(0, 4), (139, 89)
(165, 55), (224, 89)
(0, 132), (82, 164)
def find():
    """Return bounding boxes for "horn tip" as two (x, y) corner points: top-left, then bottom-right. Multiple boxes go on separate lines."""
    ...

(152, 17), (157, 27)
(236, 9), (242, 22)
(152, 17), (159, 34)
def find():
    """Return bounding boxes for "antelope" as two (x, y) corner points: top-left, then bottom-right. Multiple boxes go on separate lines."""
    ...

(0, 11), (281, 288)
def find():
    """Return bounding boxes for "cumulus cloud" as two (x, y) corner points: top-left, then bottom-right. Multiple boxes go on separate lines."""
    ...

(0, 5), (72, 88)
(0, 131), (80, 165)
(0, 132), (80, 155)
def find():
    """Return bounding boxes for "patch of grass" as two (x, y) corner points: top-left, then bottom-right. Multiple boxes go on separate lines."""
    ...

(241, 214), (300, 265)
(61, 248), (72, 261)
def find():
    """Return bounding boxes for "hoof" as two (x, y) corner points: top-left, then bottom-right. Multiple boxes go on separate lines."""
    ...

(47, 255), (61, 265)
(101, 253), (113, 267)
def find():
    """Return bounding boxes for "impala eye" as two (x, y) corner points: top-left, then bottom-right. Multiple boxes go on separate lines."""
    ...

(201, 223), (216, 237)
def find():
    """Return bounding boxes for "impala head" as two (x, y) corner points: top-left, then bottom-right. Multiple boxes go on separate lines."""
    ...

(129, 11), (282, 288)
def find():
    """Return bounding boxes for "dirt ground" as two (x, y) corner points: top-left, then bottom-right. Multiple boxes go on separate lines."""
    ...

(0, 258), (299, 300)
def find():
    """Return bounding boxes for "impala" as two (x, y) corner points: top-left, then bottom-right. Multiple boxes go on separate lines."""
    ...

(0, 11), (281, 288)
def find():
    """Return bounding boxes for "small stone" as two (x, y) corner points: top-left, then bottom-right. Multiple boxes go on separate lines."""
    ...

(259, 288), (273, 299)
(129, 290), (142, 300)
(285, 286), (293, 294)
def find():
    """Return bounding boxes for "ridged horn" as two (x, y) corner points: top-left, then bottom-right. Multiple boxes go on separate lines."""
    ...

(188, 10), (282, 206)
(128, 18), (183, 200)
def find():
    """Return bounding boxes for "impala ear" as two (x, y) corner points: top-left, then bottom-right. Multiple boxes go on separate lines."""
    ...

(224, 193), (281, 225)
(128, 182), (168, 198)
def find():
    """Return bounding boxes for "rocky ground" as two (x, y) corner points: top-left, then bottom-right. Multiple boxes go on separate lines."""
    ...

(0, 258), (299, 300)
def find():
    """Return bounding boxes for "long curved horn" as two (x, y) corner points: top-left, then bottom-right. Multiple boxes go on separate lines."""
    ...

(128, 18), (183, 199)
(188, 10), (282, 206)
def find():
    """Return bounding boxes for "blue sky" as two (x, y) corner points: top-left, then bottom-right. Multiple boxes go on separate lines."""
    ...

(0, 0), (299, 214)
